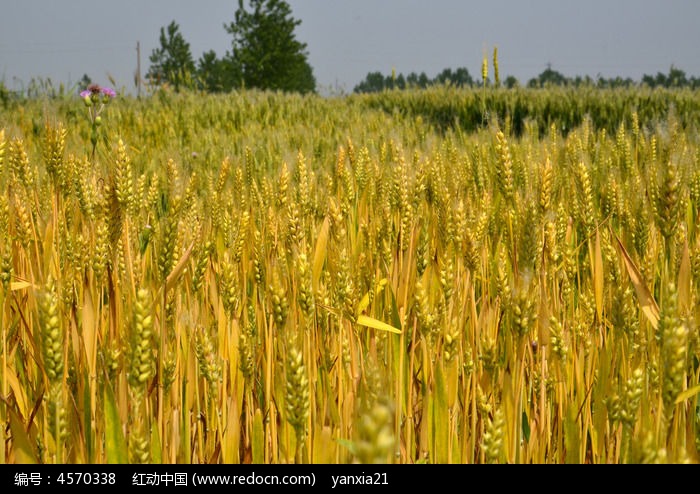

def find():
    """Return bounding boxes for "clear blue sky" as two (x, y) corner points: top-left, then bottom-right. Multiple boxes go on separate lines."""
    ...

(1, 0), (699, 94)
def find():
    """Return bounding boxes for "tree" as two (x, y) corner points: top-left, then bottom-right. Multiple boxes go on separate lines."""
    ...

(528, 65), (569, 88)
(197, 50), (235, 92)
(435, 67), (474, 87)
(504, 75), (519, 89)
(79, 74), (93, 89)
(642, 73), (660, 88)
(224, 0), (315, 93)
(147, 21), (196, 91)
(642, 66), (691, 89)
(354, 72), (387, 93)
(596, 75), (634, 89)
(387, 73), (406, 90)
(0, 80), (10, 107)
(406, 72), (429, 89)
(667, 65), (688, 88)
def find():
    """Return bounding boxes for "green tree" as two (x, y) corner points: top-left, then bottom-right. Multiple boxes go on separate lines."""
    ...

(406, 72), (429, 89)
(224, 0), (315, 93)
(435, 67), (474, 87)
(528, 65), (569, 88)
(504, 75), (519, 89)
(354, 72), (387, 93)
(642, 66), (691, 88)
(387, 73), (406, 90)
(667, 65), (688, 88)
(197, 50), (235, 92)
(0, 80), (10, 107)
(596, 75), (634, 89)
(147, 20), (196, 91)
(79, 74), (93, 89)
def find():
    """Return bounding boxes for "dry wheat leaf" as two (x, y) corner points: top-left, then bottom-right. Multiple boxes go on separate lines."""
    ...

(611, 229), (659, 329)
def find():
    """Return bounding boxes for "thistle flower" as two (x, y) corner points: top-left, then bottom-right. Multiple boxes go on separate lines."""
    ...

(80, 83), (116, 103)
(79, 83), (116, 159)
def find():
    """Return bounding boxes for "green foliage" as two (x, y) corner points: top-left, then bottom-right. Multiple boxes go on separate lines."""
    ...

(224, 0), (316, 93)
(642, 65), (699, 89)
(147, 21), (196, 91)
(147, 1), (315, 94)
(527, 65), (569, 88)
(356, 64), (700, 94)
(354, 67), (474, 93)
(0, 80), (9, 108)
(197, 50), (234, 93)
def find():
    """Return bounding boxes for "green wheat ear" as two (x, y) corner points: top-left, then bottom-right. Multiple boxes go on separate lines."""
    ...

(9, 138), (34, 190)
(492, 46), (500, 88)
(38, 279), (63, 384)
(43, 121), (67, 189)
(239, 304), (257, 381)
(127, 288), (154, 389)
(285, 343), (309, 461)
(494, 130), (514, 204)
(296, 252), (314, 319)
(658, 284), (687, 417)
(36, 279), (69, 457)
(482, 408), (505, 464)
(194, 324), (222, 387)
(655, 159), (681, 245)
(353, 397), (395, 464)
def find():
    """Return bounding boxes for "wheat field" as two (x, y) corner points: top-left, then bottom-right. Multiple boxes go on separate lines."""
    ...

(1, 85), (699, 464)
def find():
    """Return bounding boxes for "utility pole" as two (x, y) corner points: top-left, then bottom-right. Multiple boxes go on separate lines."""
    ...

(136, 41), (141, 98)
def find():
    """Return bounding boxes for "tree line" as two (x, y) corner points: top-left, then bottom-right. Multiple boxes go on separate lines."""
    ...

(353, 64), (700, 93)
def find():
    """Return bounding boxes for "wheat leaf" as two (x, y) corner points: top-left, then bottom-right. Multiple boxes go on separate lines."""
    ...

(356, 314), (402, 334)
(8, 408), (37, 464)
(678, 238), (691, 313)
(675, 384), (700, 404)
(312, 216), (330, 292)
(10, 280), (34, 291)
(593, 227), (604, 322)
(252, 408), (265, 464)
(104, 385), (128, 464)
(356, 278), (388, 315)
(611, 229), (659, 329)
(165, 240), (195, 292)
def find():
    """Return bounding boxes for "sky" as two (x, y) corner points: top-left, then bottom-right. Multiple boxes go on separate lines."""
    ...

(1, 0), (699, 95)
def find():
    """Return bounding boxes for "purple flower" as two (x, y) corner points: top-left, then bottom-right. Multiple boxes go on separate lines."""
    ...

(80, 83), (116, 99)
